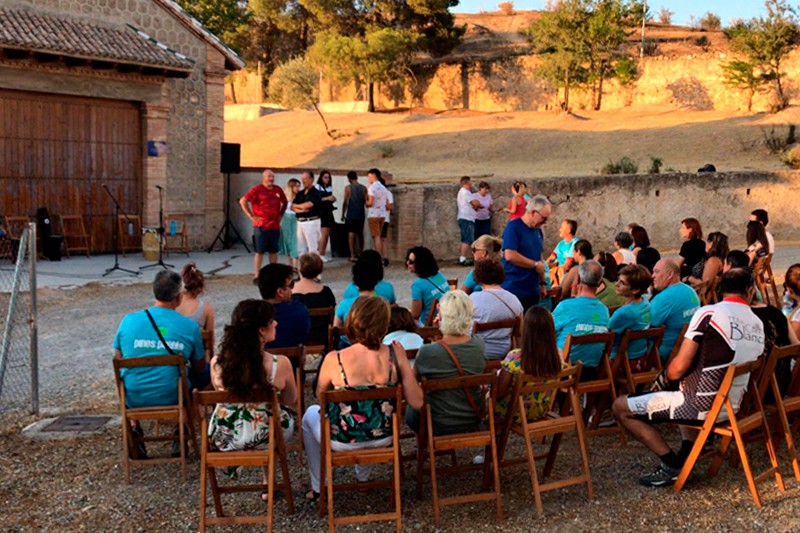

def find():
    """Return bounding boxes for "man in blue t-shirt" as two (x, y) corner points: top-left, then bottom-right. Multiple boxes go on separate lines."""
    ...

(502, 195), (552, 310)
(553, 261), (610, 372)
(113, 270), (206, 409)
(650, 259), (700, 360)
(258, 263), (310, 350)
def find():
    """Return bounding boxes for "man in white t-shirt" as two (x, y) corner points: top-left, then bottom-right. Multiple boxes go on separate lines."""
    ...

(366, 168), (389, 260)
(380, 178), (394, 267)
(457, 176), (479, 266)
(613, 269), (764, 487)
(749, 209), (775, 254)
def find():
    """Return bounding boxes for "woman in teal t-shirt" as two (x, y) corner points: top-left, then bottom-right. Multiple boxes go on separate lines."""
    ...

(608, 264), (652, 367)
(406, 246), (450, 325)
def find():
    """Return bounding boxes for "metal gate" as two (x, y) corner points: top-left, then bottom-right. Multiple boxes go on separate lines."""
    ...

(0, 223), (39, 415)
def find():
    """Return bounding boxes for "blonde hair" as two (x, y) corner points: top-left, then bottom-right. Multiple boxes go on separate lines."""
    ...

(472, 234), (502, 258)
(438, 290), (474, 336)
(285, 178), (300, 203)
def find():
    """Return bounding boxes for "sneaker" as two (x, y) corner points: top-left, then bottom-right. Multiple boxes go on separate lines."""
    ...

(472, 454), (485, 465)
(320, 255), (331, 263)
(382, 258), (389, 267)
(638, 461), (681, 487)
(458, 259), (474, 266)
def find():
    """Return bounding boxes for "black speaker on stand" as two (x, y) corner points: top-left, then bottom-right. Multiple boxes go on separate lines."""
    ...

(207, 142), (250, 252)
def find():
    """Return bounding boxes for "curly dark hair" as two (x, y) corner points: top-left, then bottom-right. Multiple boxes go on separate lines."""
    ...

(217, 299), (275, 398)
(406, 246), (439, 279)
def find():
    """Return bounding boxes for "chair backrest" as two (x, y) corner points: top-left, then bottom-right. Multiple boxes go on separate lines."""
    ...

(268, 344), (305, 369)
(417, 326), (443, 343)
(321, 383), (403, 408)
(472, 317), (522, 350)
(405, 348), (418, 360)
(425, 298), (440, 327)
(421, 372), (496, 420)
(194, 387), (277, 409)
(307, 306), (335, 345)
(562, 331), (614, 366)
(665, 323), (691, 365)
(4, 216), (30, 239)
(113, 354), (187, 407)
(616, 326), (665, 365)
(447, 278), (458, 291)
(201, 329), (214, 361)
(757, 344), (800, 402)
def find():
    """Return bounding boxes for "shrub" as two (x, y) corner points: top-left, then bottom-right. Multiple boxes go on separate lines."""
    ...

(601, 156), (639, 175)
(642, 38), (660, 56)
(694, 35), (710, 50)
(648, 157), (663, 174)
(761, 124), (796, 154)
(658, 7), (673, 24)
(377, 143), (394, 158)
(498, 1), (514, 15)
(700, 12), (721, 31)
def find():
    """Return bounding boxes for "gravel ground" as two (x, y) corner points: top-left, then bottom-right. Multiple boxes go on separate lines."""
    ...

(2, 259), (800, 531)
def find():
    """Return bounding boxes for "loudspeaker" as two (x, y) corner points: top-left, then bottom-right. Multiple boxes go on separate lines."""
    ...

(220, 142), (241, 174)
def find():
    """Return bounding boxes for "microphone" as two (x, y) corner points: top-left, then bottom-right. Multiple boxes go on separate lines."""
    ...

(155, 185), (163, 190)
(102, 183), (109, 190)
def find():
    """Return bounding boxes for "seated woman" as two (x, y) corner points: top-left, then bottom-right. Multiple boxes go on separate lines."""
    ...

(302, 296), (422, 501)
(687, 232), (728, 287)
(343, 250), (396, 304)
(406, 246), (451, 325)
(208, 299), (297, 494)
(559, 239), (593, 300)
(631, 225), (661, 274)
(291, 253), (336, 343)
(461, 235), (503, 295)
(745, 221), (770, 266)
(469, 258), (523, 360)
(176, 262), (215, 333)
(594, 251), (625, 310)
(406, 291), (487, 436)
(785, 264), (800, 340)
(611, 231), (636, 266)
(382, 307), (424, 350)
(677, 217), (705, 279)
(608, 265), (652, 371)
(334, 257), (381, 347)
(493, 307), (563, 426)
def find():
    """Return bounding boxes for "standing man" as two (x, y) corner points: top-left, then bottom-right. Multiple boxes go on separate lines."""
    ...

(613, 269), (764, 487)
(457, 176), (478, 266)
(292, 170), (323, 256)
(380, 176), (394, 267)
(341, 170), (367, 262)
(365, 168), (389, 261)
(239, 169), (287, 282)
(650, 259), (700, 361)
(501, 195), (552, 310)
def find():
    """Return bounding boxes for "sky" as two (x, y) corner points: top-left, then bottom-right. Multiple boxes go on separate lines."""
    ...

(455, 1), (770, 27)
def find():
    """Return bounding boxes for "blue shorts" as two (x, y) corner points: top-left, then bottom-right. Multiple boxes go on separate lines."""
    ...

(458, 219), (475, 244)
(254, 227), (280, 254)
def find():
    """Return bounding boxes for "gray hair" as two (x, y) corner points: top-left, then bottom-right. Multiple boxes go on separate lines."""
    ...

(579, 260), (603, 288)
(153, 270), (183, 302)
(526, 194), (551, 213)
(437, 290), (474, 336)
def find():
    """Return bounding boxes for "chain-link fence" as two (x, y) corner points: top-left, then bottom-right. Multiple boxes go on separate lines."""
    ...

(0, 223), (38, 415)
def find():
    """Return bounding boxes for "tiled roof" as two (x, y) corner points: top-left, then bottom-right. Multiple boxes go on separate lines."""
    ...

(0, 6), (195, 73)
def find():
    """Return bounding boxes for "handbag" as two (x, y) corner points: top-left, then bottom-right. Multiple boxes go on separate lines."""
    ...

(437, 340), (484, 420)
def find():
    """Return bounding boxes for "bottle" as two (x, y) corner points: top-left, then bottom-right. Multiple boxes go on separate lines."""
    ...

(782, 292), (794, 317)
(170, 220), (177, 236)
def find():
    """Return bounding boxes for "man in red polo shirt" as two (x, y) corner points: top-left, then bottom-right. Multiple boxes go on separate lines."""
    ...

(239, 169), (287, 282)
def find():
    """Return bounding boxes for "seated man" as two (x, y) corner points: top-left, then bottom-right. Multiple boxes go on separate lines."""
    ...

(113, 269), (206, 408)
(650, 259), (700, 361)
(546, 218), (578, 284)
(553, 260), (610, 380)
(257, 263), (310, 349)
(613, 269), (764, 487)
(749, 209), (775, 254)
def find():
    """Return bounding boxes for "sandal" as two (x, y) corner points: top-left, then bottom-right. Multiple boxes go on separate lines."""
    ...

(261, 489), (284, 502)
(304, 489), (320, 502)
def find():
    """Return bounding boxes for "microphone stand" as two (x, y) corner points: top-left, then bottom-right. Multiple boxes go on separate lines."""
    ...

(140, 185), (173, 271)
(102, 184), (139, 277)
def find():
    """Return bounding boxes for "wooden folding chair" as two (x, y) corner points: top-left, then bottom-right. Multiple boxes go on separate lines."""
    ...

(472, 316), (522, 353)
(319, 385), (404, 532)
(59, 214), (91, 257)
(496, 364), (592, 514)
(194, 389), (294, 532)
(268, 345), (306, 459)
(415, 373), (503, 524)
(201, 329), (214, 362)
(306, 307), (335, 369)
(164, 214), (190, 256)
(664, 323), (690, 366)
(447, 277), (458, 291)
(754, 254), (780, 307)
(425, 298), (440, 327)
(113, 355), (198, 483)
(417, 326), (443, 344)
(758, 344), (800, 482)
(117, 214), (142, 256)
(563, 332), (626, 443)
(674, 359), (785, 507)
(611, 326), (665, 395)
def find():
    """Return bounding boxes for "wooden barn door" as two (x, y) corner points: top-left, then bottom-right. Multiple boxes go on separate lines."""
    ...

(0, 89), (141, 253)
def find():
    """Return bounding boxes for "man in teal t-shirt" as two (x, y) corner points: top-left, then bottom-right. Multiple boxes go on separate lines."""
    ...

(650, 259), (700, 360)
(547, 219), (578, 284)
(113, 270), (205, 408)
(553, 261), (610, 369)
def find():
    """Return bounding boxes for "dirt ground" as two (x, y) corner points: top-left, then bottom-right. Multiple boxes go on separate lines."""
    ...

(2, 260), (800, 531)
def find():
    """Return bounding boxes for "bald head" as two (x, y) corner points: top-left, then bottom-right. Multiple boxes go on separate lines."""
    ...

(652, 259), (679, 291)
(261, 169), (275, 187)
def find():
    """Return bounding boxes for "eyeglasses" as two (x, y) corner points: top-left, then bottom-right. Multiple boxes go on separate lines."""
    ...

(406, 258), (415, 264)
(471, 247), (487, 254)
(534, 210), (549, 222)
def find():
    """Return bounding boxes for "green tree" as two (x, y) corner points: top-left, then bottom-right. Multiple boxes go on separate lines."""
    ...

(175, 0), (250, 45)
(268, 57), (333, 137)
(721, 59), (775, 111)
(726, 0), (800, 111)
(585, 0), (629, 110)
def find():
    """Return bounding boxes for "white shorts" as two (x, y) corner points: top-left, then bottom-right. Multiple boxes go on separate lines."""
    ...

(627, 390), (689, 423)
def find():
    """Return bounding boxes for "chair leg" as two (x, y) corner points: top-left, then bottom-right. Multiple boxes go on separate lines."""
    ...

(522, 427), (543, 515)
(708, 435), (732, 477)
(731, 424), (763, 508)
(415, 433), (425, 500)
(209, 468), (224, 517)
(675, 424), (713, 492)
(121, 422), (132, 484)
(326, 441), (335, 533)
(179, 416), (187, 482)
(489, 438), (503, 520)
(278, 445), (295, 515)
(267, 426), (276, 533)
(761, 413), (786, 494)
(428, 436), (441, 523)
(392, 423), (402, 533)
(542, 433), (563, 479)
(199, 460), (208, 533)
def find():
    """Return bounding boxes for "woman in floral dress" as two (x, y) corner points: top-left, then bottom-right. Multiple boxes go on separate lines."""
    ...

(208, 299), (298, 496)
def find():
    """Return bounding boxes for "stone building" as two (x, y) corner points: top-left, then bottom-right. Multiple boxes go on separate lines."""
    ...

(0, 0), (243, 252)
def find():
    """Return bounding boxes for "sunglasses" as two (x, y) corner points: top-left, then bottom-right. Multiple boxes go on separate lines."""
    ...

(471, 247), (487, 253)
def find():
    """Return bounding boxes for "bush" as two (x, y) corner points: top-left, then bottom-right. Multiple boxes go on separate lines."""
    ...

(377, 143), (394, 158)
(601, 156), (639, 175)
(700, 12), (721, 31)
(658, 7), (673, 24)
(642, 38), (660, 56)
(694, 35), (710, 50)
(498, 1), (514, 15)
(761, 124), (796, 154)
(648, 157), (663, 174)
